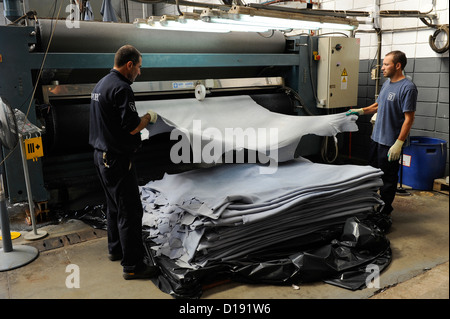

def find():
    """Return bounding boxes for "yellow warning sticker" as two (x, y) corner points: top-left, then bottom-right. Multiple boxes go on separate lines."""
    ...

(25, 136), (44, 160)
(341, 68), (348, 76)
(341, 76), (348, 90)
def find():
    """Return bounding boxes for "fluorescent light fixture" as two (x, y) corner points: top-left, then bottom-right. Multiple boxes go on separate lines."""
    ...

(134, 17), (228, 33)
(134, 18), (153, 29)
(134, 6), (358, 33)
(134, 16), (271, 33)
(204, 14), (318, 30)
(200, 7), (357, 32)
(201, 12), (356, 31)
(320, 22), (357, 30)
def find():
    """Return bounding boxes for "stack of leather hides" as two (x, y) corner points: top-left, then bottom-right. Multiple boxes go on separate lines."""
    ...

(140, 158), (392, 298)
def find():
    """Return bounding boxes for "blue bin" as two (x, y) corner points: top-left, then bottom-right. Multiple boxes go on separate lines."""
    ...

(400, 137), (447, 190)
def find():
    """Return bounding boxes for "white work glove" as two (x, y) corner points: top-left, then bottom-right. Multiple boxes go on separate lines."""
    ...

(147, 110), (158, 124)
(346, 108), (364, 116)
(387, 139), (404, 162)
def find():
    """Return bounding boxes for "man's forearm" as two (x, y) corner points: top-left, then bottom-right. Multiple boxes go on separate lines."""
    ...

(130, 114), (152, 135)
(397, 112), (415, 142)
(362, 102), (378, 115)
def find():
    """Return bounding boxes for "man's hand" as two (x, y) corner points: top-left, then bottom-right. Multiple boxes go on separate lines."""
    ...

(387, 139), (404, 162)
(147, 110), (157, 124)
(346, 108), (364, 116)
(130, 110), (158, 135)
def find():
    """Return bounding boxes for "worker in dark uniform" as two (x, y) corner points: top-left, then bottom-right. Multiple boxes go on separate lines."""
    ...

(89, 44), (158, 280)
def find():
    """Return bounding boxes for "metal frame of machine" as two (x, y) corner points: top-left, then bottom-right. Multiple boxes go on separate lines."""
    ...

(0, 20), (337, 207)
(0, 23), (300, 204)
(41, 77), (285, 104)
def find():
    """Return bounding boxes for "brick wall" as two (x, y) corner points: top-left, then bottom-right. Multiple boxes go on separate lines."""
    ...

(354, 56), (449, 176)
(330, 0), (449, 177)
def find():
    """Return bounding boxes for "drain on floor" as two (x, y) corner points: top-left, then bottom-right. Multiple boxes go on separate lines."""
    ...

(24, 229), (107, 252)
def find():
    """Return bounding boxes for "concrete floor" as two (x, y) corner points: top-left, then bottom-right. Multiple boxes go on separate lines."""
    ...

(0, 189), (448, 300)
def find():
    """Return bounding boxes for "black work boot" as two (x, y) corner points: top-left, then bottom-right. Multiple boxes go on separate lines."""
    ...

(123, 265), (159, 280)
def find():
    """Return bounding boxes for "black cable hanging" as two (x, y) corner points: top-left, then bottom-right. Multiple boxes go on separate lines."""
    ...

(429, 25), (449, 54)
(420, 17), (449, 54)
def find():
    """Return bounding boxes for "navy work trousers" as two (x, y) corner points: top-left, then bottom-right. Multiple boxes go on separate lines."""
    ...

(369, 140), (400, 215)
(94, 150), (145, 273)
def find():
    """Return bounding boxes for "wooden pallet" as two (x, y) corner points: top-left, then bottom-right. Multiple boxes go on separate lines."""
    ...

(433, 178), (449, 195)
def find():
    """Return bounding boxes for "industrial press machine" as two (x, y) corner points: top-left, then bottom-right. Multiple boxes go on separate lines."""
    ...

(0, 8), (360, 210)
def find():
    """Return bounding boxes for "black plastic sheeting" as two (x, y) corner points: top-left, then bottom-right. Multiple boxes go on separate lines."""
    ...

(144, 214), (392, 299)
(62, 205), (392, 298)
(57, 204), (108, 230)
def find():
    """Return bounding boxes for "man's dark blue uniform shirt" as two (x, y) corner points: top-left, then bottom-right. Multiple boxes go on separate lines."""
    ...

(89, 69), (141, 155)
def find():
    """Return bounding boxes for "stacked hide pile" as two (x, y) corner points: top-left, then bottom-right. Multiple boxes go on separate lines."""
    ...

(140, 159), (391, 298)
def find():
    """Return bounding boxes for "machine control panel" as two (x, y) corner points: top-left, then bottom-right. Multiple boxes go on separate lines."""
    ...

(316, 37), (360, 109)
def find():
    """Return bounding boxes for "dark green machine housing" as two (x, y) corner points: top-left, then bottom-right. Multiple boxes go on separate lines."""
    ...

(0, 19), (325, 206)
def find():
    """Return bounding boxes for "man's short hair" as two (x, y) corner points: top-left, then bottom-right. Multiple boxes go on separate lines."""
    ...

(114, 45), (142, 67)
(386, 50), (407, 70)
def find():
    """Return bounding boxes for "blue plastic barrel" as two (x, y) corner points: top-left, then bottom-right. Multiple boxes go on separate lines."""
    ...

(400, 137), (447, 190)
